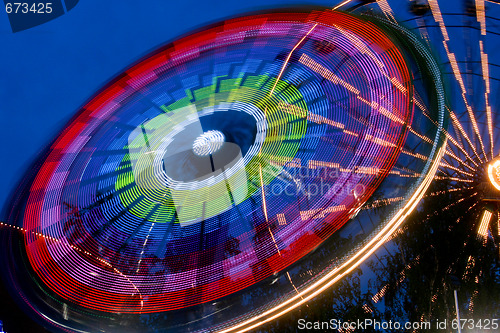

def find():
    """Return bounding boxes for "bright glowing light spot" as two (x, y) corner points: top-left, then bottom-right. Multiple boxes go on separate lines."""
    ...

(487, 159), (500, 191)
(478, 210), (493, 238)
(192, 130), (225, 156)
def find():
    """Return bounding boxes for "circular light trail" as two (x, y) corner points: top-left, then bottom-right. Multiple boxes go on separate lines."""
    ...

(0, 8), (446, 333)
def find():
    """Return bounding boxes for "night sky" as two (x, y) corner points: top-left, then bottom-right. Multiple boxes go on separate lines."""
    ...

(0, 0), (493, 332)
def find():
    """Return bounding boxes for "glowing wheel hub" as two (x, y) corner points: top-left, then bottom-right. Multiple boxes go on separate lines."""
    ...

(488, 158), (500, 191)
(193, 130), (226, 156)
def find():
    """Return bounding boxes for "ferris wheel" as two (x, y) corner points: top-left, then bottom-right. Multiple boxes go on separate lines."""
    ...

(0, 1), (498, 332)
(350, 0), (500, 253)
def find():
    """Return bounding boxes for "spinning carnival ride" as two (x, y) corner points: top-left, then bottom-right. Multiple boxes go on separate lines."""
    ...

(0, 4), (457, 333)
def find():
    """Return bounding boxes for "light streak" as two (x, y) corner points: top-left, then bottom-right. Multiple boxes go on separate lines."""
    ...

(277, 214), (287, 226)
(409, 127), (433, 144)
(259, 164), (269, 223)
(478, 39), (494, 160)
(307, 160), (340, 170)
(422, 193), (477, 223)
(439, 161), (474, 177)
(447, 110), (481, 166)
(468, 289), (479, 312)
(372, 284), (389, 303)
(402, 149), (428, 161)
(286, 272), (303, 299)
(270, 24), (318, 95)
(377, 0), (396, 22)
(362, 304), (373, 314)
(433, 176), (474, 183)
(136, 220), (156, 273)
(332, 24), (385, 70)
(300, 205), (346, 221)
(332, 0), (354, 10)
(279, 101), (349, 131)
(476, 0), (487, 36)
(497, 213), (500, 236)
(444, 148), (476, 172)
(477, 210), (493, 238)
(300, 54), (360, 94)
(357, 96), (405, 125)
(259, 164), (281, 256)
(366, 134), (397, 148)
(0, 221), (144, 308)
(429, 0), (486, 160)
(463, 255), (475, 279)
(426, 187), (471, 197)
(487, 159), (500, 191)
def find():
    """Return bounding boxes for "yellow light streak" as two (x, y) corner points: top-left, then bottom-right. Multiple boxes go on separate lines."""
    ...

(307, 162), (410, 177)
(300, 205), (346, 221)
(476, 0), (487, 35)
(362, 304), (373, 313)
(444, 149), (473, 171)
(447, 109), (481, 166)
(402, 149), (428, 161)
(372, 284), (389, 303)
(136, 220), (156, 273)
(0, 221), (144, 308)
(219, 142), (447, 333)
(270, 24), (318, 95)
(426, 193), (476, 217)
(299, 53), (360, 94)
(308, 112), (345, 129)
(286, 272), (303, 299)
(279, 101), (347, 130)
(497, 213), (500, 236)
(468, 289), (479, 311)
(361, 197), (404, 210)
(426, 187), (471, 197)
(478, 210), (493, 238)
(332, 0), (354, 10)
(409, 127), (433, 144)
(429, 0), (486, 160)
(413, 92), (443, 132)
(277, 213), (287, 226)
(439, 161), (474, 177)
(479, 39), (495, 160)
(463, 255), (476, 280)
(357, 96), (405, 125)
(377, 0), (396, 22)
(343, 129), (359, 137)
(332, 24), (385, 70)
(258, 165), (268, 220)
(259, 164), (281, 256)
(307, 160), (340, 170)
(434, 176), (474, 183)
(366, 134), (397, 148)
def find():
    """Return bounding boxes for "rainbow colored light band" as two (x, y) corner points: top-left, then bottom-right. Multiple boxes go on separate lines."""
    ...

(1, 10), (448, 332)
